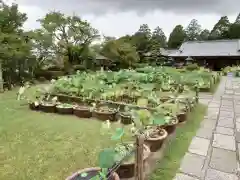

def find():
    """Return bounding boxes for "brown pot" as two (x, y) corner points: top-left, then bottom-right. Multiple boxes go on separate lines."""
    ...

(39, 103), (56, 113)
(120, 113), (132, 125)
(29, 102), (39, 111)
(116, 144), (150, 179)
(56, 106), (73, 115)
(145, 128), (168, 152)
(177, 112), (187, 124)
(163, 119), (179, 135)
(73, 106), (92, 118)
(65, 167), (120, 180)
(160, 97), (170, 102)
(93, 109), (117, 121)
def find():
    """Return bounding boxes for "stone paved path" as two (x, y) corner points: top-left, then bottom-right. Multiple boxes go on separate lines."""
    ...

(174, 76), (240, 180)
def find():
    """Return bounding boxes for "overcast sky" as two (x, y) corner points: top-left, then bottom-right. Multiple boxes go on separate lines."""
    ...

(6, 0), (240, 38)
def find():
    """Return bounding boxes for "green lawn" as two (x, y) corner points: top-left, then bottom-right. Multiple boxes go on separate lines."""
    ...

(0, 88), (128, 180)
(0, 87), (207, 180)
(150, 104), (207, 180)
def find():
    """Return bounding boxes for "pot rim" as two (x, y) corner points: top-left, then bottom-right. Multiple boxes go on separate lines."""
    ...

(94, 109), (117, 114)
(65, 167), (120, 180)
(145, 128), (168, 141)
(56, 105), (73, 109)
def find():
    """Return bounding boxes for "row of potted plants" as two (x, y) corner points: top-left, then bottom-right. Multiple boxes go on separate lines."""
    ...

(64, 97), (195, 180)
(29, 93), (192, 127)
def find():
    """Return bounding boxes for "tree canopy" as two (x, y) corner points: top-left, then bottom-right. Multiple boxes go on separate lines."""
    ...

(0, 1), (239, 91)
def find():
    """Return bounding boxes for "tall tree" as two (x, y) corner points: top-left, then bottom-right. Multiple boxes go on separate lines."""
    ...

(38, 11), (99, 72)
(101, 39), (140, 69)
(185, 19), (202, 41)
(199, 29), (210, 40)
(235, 13), (240, 24)
(209, 16), (231, 40)
(151, 26), (167, 48)
(131, 24), (152, 60)
(229, 13), (240, 39)
(168, 25), (185, 48)
(0, 1), (31, 91)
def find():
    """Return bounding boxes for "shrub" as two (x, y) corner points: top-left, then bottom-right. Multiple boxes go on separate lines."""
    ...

(186, 63), (199, 71)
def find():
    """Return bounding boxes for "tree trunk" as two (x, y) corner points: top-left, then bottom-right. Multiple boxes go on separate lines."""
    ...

(0, 60), (3, 93)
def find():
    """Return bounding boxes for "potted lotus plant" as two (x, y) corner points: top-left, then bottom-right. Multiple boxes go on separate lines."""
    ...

(119, 106), (133, 125)
(56, 103), (73, 114)
(73, 101), (93, 118)
(131, 98), (168, 152)
(93, 103), (118, 121)
(111, 128), (150, 179)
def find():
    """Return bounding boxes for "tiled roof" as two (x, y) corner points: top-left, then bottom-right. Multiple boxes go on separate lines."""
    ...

(160, 48), (178, 56)
(169, 39), (240, 57)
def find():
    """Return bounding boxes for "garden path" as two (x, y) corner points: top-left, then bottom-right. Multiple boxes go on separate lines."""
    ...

(174, 76), (240, 180)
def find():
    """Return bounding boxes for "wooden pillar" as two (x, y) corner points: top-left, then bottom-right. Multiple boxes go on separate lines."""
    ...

(135, 134), (144, 180)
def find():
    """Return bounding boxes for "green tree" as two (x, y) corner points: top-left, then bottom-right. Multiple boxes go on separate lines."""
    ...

(151, 26), (167, 48)
(168, 25), (185, 48)
(101, 39), (140, 69)
(0, 1), (32, 91)
(209, 16), (231, 40)
(38, 11), (99, 72)
(27, 29), (56, 72)
(199, 29), (210, 40)
(185, 19), (202, 41)
(131, 24), (152, 60)
(229, 13), (240, 39)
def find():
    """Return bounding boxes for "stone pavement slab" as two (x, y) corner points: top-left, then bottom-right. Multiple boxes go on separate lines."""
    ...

(212, 133), (236, 151)
(188, 137), (210, 156)
(217, 117), (234, 128)
(174, 77), (240, 180)
(174, 173), (199, 180)
(209, 148), (238, 173)
(196, 128), (213, 139)
(180, 153), (205, 178)
(205, 168), (238, 180)
(236, 122), (240, 131)
(201, 119), (217, 130)
(215, 126), (234, 135)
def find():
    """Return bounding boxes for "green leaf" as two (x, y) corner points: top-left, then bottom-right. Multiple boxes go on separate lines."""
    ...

(98, 148), (116, 168)
(111, 128), (124, 140)
(80, 172), (88, 177)
(152, 116), (166, 126)
(137, 98), (148, 106)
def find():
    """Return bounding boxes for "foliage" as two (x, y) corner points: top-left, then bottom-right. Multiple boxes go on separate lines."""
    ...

(199, 29), (210, 40)
(185, 19), (202, 41)
(209, 16), (231, 40)
(185, 63), (199, 71)
(168, 25), (185, 48)
(101, 39), (140, 69)
(0, 1), (33, 90)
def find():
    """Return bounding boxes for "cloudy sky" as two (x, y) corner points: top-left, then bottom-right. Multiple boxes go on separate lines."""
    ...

(6, 0), (240, 39)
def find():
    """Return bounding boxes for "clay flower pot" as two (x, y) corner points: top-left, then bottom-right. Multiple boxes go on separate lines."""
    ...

(73, 106), (92, 118)
(120, 112), (132, 125)
(160, 97), (170, 103)
(145, 128), (168, 152)
(29, 102), (39, 111)
(56, 104), (73, 115)
(177, 112), (187, 125)
(163, 119), (179, 135)
(116, 144), (150, 179)
(93, 108), (117, 121)
(39, 102), (56, 113)
(65, 167), (120, 180)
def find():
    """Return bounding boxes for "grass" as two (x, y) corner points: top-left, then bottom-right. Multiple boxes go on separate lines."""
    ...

(150, 104), (207, 180)
(210, 78), (221, 94)
(0, 87), (133, 180)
